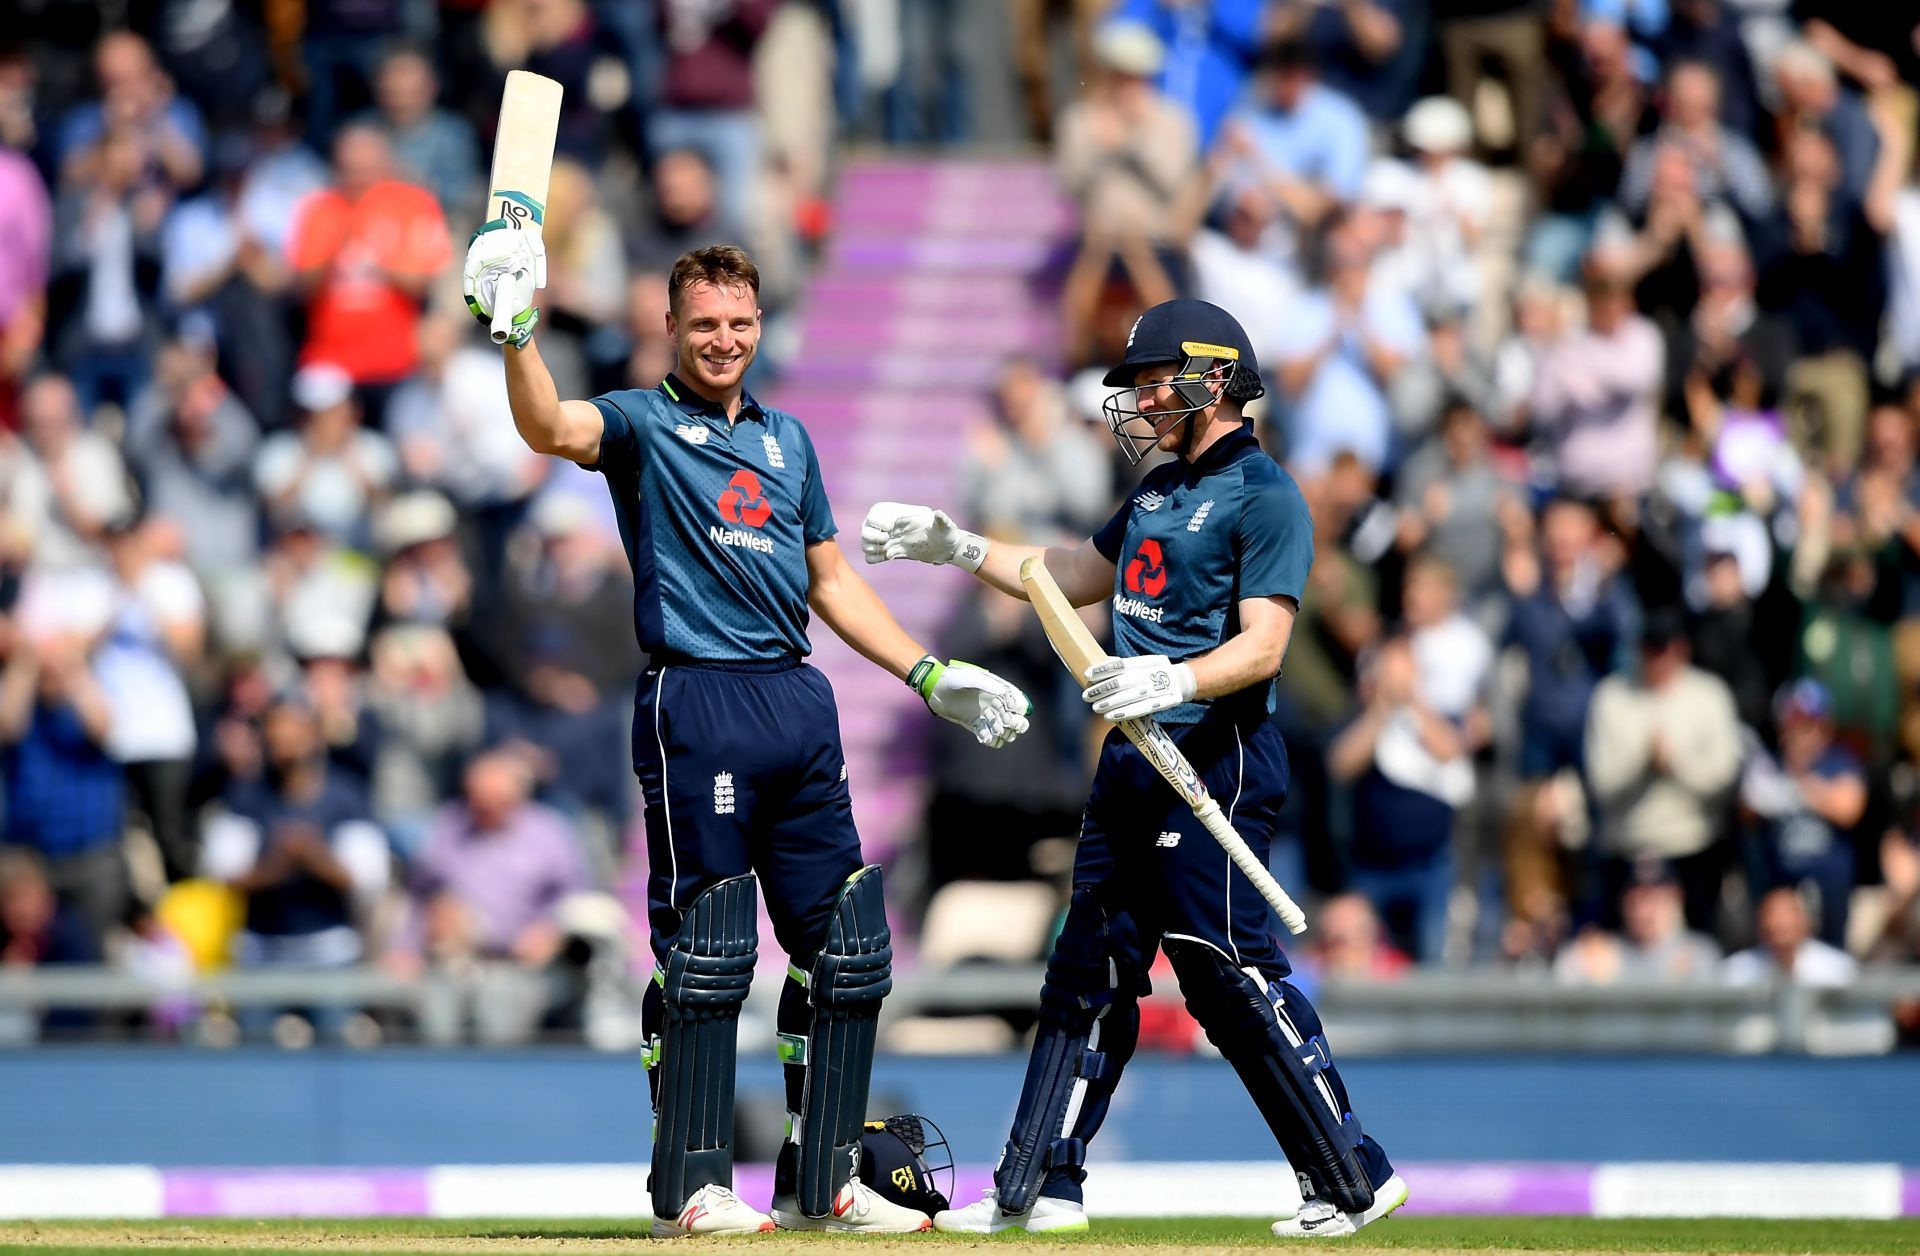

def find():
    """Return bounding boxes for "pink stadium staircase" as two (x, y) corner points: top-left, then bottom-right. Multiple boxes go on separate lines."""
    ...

(772, 157), (1075, 871)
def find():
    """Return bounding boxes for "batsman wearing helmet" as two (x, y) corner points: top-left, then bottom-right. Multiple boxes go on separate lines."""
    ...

(864, 299), (1407, 1237)
(466, 232), (1034, 1237)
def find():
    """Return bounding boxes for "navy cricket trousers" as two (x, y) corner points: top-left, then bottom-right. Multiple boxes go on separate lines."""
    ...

(633, 657), (863, 967)
(1077, 713), (1294, 979)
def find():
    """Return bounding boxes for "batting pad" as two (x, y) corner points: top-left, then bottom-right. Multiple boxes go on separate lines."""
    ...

(795, 865), (892, 1216)
(650, 874), (757, 1218)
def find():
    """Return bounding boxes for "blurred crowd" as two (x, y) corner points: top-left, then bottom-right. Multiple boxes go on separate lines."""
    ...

(0, 0), (870, 1043)
(920, 0), (1920, 1018)
(4, 0), (1920, 1049)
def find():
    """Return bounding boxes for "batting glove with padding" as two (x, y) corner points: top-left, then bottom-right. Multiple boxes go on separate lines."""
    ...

(463, 220), (547, 348)
(909, 655), (1032, 748)
(1082, 654), (1197, 722)
(861, 502), (988, 571)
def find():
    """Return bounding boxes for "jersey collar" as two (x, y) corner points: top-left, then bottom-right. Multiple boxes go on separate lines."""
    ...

(1180, 424), (1260, 481)
(659, 372), (766, 428)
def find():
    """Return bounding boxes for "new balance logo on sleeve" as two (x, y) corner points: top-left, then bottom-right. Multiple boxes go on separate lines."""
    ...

(1155, 831), (1182, 848)
(1135, 489), (1166, 513)
(675, 423), (709, 445)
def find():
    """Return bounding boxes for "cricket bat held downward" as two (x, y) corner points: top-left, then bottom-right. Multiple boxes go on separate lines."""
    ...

(485, 70), (563, 344)
(1019, 555), (1308, 935)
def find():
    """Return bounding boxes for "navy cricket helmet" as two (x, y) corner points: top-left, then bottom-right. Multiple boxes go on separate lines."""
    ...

(1101, 298), (1266, 464)
(858, 1114), (954, 1215)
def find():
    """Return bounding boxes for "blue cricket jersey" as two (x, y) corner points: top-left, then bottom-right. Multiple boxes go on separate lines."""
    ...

(589, 374), (837, 661)
(1091, 426), (1314, 725)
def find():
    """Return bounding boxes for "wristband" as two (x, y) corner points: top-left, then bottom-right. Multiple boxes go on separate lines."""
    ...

(951, 530), (988, 573)
(906, 654), (945, 699)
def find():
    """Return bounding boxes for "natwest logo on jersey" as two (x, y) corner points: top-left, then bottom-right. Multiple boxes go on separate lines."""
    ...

(1124, 539), (1167, 597)
(717, 470), (773, 527)
(711, 469), (775, 553)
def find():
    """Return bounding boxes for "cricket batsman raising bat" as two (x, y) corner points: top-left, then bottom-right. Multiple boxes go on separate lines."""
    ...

(464, 74), (1034, 1239)
(862, 299), (1408, 1238)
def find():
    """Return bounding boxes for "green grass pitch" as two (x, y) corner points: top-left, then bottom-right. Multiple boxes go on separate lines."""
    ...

(2, 1217), (1918, 1255)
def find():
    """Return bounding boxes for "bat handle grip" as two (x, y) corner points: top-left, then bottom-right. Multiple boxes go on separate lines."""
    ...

(490, 270), (533, 345)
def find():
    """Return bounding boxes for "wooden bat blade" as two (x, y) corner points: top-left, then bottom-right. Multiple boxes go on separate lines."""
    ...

(487, 70), (563, 232)
(1018, 555), (1106, 683)
(1018, 553), (1309, 935)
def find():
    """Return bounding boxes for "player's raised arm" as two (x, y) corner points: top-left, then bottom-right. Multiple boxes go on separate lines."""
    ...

(463, 227), (605, 464)
(858, 503), (1116, 607)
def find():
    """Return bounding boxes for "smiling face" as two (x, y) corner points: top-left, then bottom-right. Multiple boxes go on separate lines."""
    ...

(668, 279), (759, 397)
(1130, 363), (1200, 455)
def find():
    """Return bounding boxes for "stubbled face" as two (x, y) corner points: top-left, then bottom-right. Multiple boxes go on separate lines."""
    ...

(669, 281), (760, 395)
(1131, 362), (1215, 455)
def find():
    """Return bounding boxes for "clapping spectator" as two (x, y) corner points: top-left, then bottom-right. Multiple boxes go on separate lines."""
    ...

(1331, 556), (1491, 962)
(1273, 214), (1426, 476)
(54, 32), (205, 196)
(202, 690), (389, 1038)
(1587, 608), (1744, 932)
(1214, 39), (1370, 236)
(1055, 22), (1199, 261)
(1190, 184), (1300, 364)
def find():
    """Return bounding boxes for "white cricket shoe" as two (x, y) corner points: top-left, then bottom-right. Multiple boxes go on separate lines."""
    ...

(771, 1175), (931, 1233)
(933, 1188), (1090, 1234)
(1269, 1173), (1409, 1238)
(650, 1184), (776, 1237)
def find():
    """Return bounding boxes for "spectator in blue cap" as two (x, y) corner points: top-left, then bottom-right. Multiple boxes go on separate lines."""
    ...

(1739, 678), (1866, 948)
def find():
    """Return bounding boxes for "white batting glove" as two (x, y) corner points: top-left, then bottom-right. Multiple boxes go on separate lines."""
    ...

(463, 220), (547, 348)
(1082, 655), (1196, 723)
(861, 502), (988, 572)
(909, 656), (1032, 748)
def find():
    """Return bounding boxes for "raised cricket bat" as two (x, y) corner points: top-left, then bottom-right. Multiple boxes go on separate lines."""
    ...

(1020, 555), (1308, 935)
(485, 70), (563, 344)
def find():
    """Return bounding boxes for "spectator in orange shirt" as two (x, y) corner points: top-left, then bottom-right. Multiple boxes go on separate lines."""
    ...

(286, 124), (450, 416)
